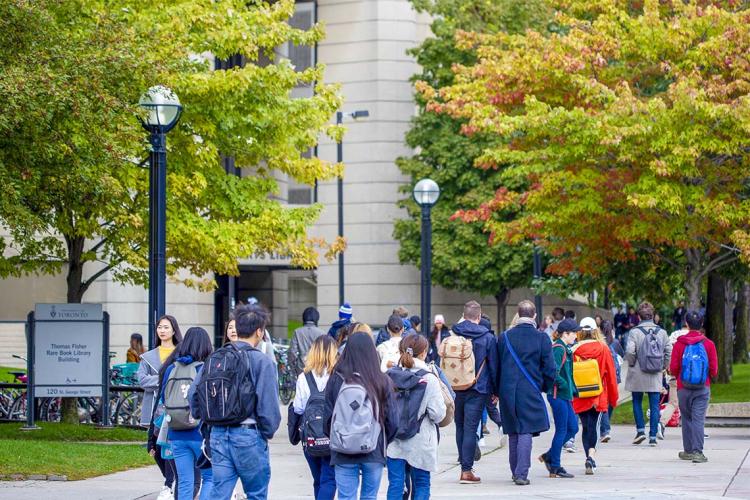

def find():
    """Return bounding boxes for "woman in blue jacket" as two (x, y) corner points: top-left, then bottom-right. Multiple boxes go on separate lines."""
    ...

(157, 327), (214, 500)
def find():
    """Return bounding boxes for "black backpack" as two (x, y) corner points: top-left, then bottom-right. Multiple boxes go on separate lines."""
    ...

(387, 367), (429, 440)
(301, 372), (330, 456)
(196, 343), (257, 426)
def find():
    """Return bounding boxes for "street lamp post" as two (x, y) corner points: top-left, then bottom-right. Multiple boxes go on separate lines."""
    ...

(414, 178), (440, 330)
(139, 85), (182, 349)
(335, 109), (369, 307)
(533, 247), (543, 321)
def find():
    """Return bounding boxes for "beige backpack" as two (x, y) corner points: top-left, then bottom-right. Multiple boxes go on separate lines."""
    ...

(439, 334), (485, 391)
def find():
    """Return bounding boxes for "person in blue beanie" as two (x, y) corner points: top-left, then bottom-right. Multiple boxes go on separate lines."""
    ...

(328, 302), (353, 341)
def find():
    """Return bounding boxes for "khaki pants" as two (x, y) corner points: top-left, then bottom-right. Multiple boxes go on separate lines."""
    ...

(660, 378), (678, 426)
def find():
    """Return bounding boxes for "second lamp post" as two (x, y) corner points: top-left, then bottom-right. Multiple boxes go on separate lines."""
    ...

(414, 178), (440, 331)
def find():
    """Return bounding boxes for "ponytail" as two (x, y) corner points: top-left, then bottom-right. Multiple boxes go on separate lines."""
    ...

(398, 334), (428, 369)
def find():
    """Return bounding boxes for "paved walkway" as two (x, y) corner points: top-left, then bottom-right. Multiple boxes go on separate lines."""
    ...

(0, 422), (747, 500)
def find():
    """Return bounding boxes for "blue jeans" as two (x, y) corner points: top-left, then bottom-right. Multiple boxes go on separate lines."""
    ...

(171, 440), (212, 500)
(303, 450), (336, 500)
(386, 458), (429, 500)
(454, 390), (486, 471)
(335, 463), (383, 500)
(632, 391), (661, 438)
(600, 405), (615, 435)
(210, 426), (270, 500)
(546, 395), (578, 468)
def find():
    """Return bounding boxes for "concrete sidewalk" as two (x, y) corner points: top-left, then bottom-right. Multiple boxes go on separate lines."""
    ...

(0, 422), (747, 500)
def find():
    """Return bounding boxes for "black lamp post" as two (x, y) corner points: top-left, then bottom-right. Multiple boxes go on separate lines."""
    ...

(533, 247), (543, 321)
(139, 85), (182, 349)
(335, 109), (369, 307)
(414, 178), (440, 330)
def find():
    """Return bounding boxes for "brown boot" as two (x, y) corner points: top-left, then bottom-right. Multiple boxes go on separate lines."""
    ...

(459, 470), (481, 484)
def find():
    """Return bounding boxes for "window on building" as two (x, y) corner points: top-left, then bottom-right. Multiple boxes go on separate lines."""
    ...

(288, 148), (314, 205)
(288, 1), (315, 75)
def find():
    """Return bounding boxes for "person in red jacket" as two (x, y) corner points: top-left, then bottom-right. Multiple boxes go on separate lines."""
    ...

(571, 317), (619, 476)
(669, 310), (718, 464)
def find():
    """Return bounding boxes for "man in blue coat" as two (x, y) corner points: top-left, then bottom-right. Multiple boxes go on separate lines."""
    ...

(497, 300), (556, 486)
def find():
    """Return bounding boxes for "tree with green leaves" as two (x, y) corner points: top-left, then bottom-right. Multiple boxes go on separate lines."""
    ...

(0, 0), (342, 305)
(395, 0), (551, 330)
(423, 0), (750, 311)
(0, 0), (341, 423)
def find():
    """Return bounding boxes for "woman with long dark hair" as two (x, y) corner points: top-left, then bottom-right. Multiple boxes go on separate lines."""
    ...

(325, 332), (398, 500)
(223, 315), (237, 344)
(157, 327), (214, 500)
(137, 315), (182, 500)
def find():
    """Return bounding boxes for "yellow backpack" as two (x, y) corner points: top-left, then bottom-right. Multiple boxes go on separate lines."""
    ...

(572, 356), (603, 398)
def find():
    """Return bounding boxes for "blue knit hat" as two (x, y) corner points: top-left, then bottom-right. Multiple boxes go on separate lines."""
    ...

(339, 302), (353, 320)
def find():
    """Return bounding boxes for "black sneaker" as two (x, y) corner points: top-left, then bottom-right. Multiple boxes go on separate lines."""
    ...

(538, 452), (552, 472)
(632, 432), (646, 445)
(692, 452), (708, 463)
(550, 467), (574, 478)
(678, 451), (696, 461)
(514, 478), (530, 486)
(585, 457), (594, 475)
(649, 437), (658, 447)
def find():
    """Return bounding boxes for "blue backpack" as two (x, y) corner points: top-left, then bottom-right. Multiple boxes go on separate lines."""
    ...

(680, 340), (709, 389)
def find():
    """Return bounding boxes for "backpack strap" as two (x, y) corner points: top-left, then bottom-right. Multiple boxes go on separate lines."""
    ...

(305, 372), (319, 397)
(504, 334), (540, 393)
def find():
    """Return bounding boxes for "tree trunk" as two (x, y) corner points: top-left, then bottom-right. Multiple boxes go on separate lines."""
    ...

(706, 272), (731, 383)
(723, 279), (736, 379)
(61, 235), (86, 424)
(684, 269), (702, 311)
(734, 282), (750, 364)
(495, 288), (510, 333)
(603, 284), (611, 311)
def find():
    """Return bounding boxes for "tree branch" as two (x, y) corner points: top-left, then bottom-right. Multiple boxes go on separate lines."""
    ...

(701, 252), (739, 278)
(636, 246), (682, 272)
(88, 237), (109, 255)
(80, 262), (119, 296)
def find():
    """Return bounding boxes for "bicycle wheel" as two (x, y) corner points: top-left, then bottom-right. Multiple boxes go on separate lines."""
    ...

(114, 392), (142, 426)
(278, 371), (295, 405)
(0, 391), (15, 419)
(41, 397), (62, 422)
(9, 394), (27, 421)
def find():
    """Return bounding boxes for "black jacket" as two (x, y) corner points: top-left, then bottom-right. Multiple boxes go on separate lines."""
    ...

(323, 372), (399, 465)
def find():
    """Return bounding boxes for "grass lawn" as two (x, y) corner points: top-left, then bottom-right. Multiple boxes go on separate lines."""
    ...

(0, 440), (152, 480)
(0, 366), (25, 383)
(0, 423), (150, 480)
(612, 363), (750, 425)
(287, 320), (302, 340)
(0, 423), (146, 442)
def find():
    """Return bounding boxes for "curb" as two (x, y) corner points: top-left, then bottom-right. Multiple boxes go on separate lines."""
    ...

(0, 474), (67, 481)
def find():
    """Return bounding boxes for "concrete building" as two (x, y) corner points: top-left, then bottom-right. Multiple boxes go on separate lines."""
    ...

(0, 0), (600, 367)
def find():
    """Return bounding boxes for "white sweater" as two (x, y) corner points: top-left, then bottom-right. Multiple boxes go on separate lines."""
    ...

(377, 336), (402, 373)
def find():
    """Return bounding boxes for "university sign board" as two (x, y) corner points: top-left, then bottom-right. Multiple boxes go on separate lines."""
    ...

(25, 303), (110, 427)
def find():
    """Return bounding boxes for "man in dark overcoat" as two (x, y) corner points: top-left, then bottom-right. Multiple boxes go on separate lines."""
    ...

(496, 300), (556, 485)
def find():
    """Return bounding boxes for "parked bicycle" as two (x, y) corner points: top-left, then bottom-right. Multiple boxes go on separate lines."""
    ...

(274, 343), (295, 405)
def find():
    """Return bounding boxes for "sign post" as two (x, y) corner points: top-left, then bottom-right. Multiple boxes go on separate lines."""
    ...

(27, 304), (110, 428)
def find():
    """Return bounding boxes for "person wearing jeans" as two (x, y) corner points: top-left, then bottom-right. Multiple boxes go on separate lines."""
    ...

(171, 440), (212, 500)
(496, 301), (556, 486)
(335, 463), (383, 500)
(624, 301), (672, 446)
(211, 425), (270, 499)
(449, 301), (498, 484)
(539, 319), (579, 478)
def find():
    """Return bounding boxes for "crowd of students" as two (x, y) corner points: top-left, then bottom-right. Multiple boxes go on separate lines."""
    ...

(137, 297), (718, 500)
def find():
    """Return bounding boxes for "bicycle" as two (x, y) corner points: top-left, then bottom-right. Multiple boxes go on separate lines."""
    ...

(274, 344), (296, 405)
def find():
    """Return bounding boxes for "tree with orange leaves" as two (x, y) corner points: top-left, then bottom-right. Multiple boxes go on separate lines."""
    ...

(421, 0), (750, 309)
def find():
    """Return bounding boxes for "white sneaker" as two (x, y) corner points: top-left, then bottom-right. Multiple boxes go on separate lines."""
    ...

(156, 486), (173, 500)
(478, 437), (486, 447)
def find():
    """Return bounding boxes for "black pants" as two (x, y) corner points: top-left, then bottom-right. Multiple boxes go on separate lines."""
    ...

(579, 407), (602, 458)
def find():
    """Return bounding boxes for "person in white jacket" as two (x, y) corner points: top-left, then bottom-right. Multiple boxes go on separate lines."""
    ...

(377, 314), (404, 373)
(386, 334), (447, 500)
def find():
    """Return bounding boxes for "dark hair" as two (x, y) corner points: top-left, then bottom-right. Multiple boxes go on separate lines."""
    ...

(479, 314), (492, 332)
(222, 314), (235, 345)
(387, 314), (404, 334)
(601, 320), (615, 345)
(130, 333), (145, 354)
(685, 310), (703, 330)
(155, 315), (183, 347)
(157, 327), (214, 401)
(409, 315), (421, 328)
(333, 332), (391, 423)
(399, 334), (428, 369)
(637, 301), (654, 321)
(518, 300), (536, 318)
(302, 307), (320, 325)
(464, 300), (482, 321)
(564, 310), (576, 319)
(235, 304), (270, 338)
(552, 307), (565, 320)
